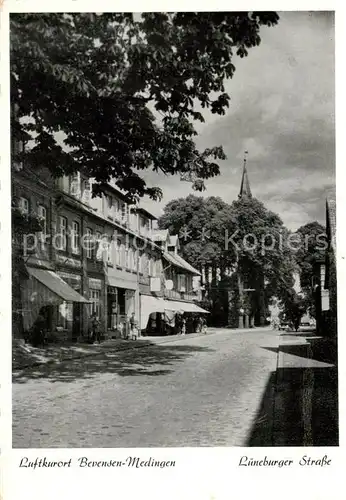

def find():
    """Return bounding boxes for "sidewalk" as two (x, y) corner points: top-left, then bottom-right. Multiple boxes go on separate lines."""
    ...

(272, 332), (338, 446)
(12, 326), (268, 371)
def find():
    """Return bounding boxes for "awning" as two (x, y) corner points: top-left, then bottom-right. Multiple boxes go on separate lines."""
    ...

(107, 275), (137, 291)
(27, 267), (90, 303)
(164, 300), (210, 314)
(163, 252), (201, 276)
(140, 295), (165, 330)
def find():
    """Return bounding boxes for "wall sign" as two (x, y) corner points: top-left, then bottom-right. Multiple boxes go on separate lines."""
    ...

(89, 278), (102, 290)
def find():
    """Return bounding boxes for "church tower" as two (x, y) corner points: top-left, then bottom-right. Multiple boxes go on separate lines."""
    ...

(238, 151), (252, 199)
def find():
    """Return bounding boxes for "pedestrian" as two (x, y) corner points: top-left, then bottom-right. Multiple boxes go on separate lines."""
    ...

(91, 312), (100, 344)
(130, 312), (136, 334)
(181, 317), (186, 335)
(201, 317), (207, 335)
(31, 308), (46, 347)
(129, 312), (138, 340)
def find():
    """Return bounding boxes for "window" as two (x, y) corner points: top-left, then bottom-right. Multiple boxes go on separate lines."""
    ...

(86, 228), (93, 259)
(152, 259), (157, 277)
(38, 205), (47, 248)
(106, 195), (114, 219)
(114, 239), (120, 266)
(19, 197), (29, 215)
(119, 244), (125, 267)
(95, 232), (102, 260)
(58, 302), (69, 329)
(89, 289), (101, 317)
(58, 216), (67, 251)
(71, 221), (80, 254)
(128, 248), (134, 271)
(12, 138), (24, 171)
(138, 252), (142, 273)
(133, 250), (139, 271)
(107, 236), (112, 265)
(82, 180), (92, 204)
(70, 173), (81, 198)
(177, 274), (186, 292)
(142, 254), (149, 276)
(121, 203), (127, 224)
(125, 246), (130, 269)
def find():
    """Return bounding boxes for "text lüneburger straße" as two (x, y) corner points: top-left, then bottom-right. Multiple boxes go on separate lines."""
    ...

(238, 455), (332, 467)
(19, 456), (176, 469)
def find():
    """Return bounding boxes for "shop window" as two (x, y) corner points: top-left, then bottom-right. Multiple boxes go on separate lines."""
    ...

(57, 301), (72, 329)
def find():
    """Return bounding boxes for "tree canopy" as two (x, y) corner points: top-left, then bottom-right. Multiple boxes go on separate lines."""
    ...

(158, 194), (237, 269)
(159, 195), (296, 303)
(294, 221), (326, 289)
(11, 12), (279, 200)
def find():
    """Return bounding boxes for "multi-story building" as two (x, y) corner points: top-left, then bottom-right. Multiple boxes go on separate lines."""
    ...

(314, 193), (337, 337)
(12, 160), (208, 341)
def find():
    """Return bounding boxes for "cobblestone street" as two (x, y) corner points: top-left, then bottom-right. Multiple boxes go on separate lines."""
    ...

(13, 328), (281, 448)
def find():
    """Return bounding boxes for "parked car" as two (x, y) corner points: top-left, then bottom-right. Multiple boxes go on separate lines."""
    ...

(299, 320), (316, 332)
(278, 321), (291, 331)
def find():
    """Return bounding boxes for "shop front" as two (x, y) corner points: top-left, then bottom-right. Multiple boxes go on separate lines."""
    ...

(23, 266), (90, 342)
(106, 273), (137, 338)
(140, 296), (209, 336)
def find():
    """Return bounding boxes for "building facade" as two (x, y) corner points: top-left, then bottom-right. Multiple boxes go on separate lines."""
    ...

(314, 194), (337, 337)
(12, 160), (207, 342)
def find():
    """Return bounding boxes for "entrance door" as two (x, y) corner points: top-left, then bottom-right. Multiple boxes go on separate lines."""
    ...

(72, 303), (81, 342)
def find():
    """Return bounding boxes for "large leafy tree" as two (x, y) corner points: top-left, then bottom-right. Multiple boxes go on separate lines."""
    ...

(11, 12), (279, 200)
(158, 194), (237, 271)
(159, 195), (296, 325)
(295, 221), (326, 289)
(228, 197), (295, 296)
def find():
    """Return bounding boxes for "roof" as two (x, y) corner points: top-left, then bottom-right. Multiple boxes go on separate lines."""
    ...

(163, 251), (201, 276)
(136, 207), (158, 220)
(151, 229), (170, 242)
(239, 160), (252, 199)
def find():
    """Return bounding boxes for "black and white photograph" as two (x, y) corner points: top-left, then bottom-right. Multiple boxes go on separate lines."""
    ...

(9, 9), (338, 453)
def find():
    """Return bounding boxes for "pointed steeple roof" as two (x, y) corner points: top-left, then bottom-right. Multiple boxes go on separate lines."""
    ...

(238, 151), (252, 199)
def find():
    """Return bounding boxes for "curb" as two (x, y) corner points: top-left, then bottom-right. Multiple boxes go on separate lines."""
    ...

(12, 328), (223, 371)
(13, 326), (273, 371)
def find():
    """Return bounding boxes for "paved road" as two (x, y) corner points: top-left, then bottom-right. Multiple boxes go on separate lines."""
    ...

(12, 328), (280, 448)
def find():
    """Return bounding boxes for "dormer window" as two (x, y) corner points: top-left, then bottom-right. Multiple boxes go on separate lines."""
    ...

(70, 173), (81, 198)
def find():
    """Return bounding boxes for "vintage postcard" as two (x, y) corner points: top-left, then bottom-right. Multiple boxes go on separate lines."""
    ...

(1, 1), (344, 499)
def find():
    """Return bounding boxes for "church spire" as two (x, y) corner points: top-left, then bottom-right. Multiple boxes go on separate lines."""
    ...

(238, 150), (252, 199)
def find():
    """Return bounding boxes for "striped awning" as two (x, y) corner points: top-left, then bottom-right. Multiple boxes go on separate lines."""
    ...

(27, 267), (90, 303)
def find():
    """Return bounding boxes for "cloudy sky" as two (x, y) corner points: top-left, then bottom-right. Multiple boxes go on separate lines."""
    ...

(140, 11), (335, 231)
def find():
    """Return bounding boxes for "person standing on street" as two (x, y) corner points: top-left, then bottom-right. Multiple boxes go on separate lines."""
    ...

(181, 317), (186, 335)
(91, 312), (100, 344)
